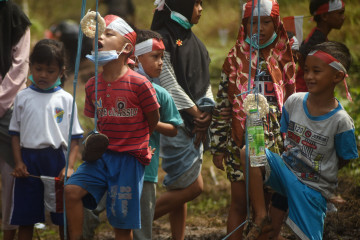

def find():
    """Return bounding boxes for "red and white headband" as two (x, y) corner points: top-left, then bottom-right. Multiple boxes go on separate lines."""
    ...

(134, 38), (165, 57)
(104, 15), (136, 47)
(242, 0), (279, 19)
(313, 0), (345, 15)
(308, 50), (352, 101)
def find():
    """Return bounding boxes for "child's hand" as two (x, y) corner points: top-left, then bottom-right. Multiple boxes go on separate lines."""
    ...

(194, 130), (207, 148)
(12, 162), (29, 178)
(219, 107), (232, 120)
(58, 167), (74, 182)
(212, 153), (226, 171)
(329, 195), (346, 205)
(149, 146), (156, 155)
(193, 111), (212, 131)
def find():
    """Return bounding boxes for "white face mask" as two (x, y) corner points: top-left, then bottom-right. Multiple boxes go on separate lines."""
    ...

(86, 43), (129, 66)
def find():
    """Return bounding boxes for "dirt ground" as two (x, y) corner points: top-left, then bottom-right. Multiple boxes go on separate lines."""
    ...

(89, 176), (360, 240)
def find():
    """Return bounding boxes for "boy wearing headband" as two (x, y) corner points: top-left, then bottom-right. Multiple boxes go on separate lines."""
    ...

(296, 0), (345, 92)
(210, 0), (295, 239)
(132, 29), (183, 240)
(65, 15), (160, 240)
(242, 41), (358, 240)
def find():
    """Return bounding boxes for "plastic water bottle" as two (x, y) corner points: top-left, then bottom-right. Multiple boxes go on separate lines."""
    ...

(247, 108), (267, 167)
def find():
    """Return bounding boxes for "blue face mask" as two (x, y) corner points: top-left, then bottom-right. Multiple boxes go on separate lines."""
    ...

(245, 32), (278, 49)
(134, 61), (160, 84)
(29, 75), (61, 90)
(86, 43), (130, 66)
(170, 11), (193, 30)
(86, 50), (120, 66)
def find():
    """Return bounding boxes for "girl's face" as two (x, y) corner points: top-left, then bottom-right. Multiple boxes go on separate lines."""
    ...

(190, 0), (203, 24)
(246, 16), (275, 44)
(31, 60), (62, 90)
(138, 49), (164, 78)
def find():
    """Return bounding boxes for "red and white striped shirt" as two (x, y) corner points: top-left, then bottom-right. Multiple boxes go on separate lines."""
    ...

(84, 68), (159, 165)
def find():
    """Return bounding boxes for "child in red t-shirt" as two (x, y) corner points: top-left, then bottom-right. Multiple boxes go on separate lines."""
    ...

(65, 15), (160, 240)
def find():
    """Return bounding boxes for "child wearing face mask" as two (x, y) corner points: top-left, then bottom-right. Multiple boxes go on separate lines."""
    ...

(295, 0), (346, 92)
(210, 0), (296, 239)
(132, 29), (183, 240)
(9, 39), (83, 240)
(64, 15), (160, 240)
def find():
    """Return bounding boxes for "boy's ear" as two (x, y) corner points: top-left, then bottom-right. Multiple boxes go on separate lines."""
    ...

(320, 12), (330, 23)
(123, 43), (134, 55)
(333, 71), (346, 84)
(59, 67), (66, 78)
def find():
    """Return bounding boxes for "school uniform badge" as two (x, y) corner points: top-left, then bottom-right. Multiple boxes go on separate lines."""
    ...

(54, 107), (64, 123)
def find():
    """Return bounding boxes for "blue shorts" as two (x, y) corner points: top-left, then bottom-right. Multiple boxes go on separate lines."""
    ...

(11, 147), (65, 226)
(66, 151), (145, 229)
(265, 149), (326, 240)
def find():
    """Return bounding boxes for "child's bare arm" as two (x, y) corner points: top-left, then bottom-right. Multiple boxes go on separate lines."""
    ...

(155, 122), (178, 137)
(145, 109), (160, 135)
(58, 139), (80, 181)
(11, 135), (29, 178)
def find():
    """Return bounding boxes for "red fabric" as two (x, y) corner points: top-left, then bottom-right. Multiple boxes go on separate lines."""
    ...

(40, 176), (63, 213)
(222, 14), (296, 147)
(295, 67), (307, 92)
(314, 0), (345, 15)
(54, 177), (63, 213)
(84, 68), (160, 165)
(152, 38), (165, 51)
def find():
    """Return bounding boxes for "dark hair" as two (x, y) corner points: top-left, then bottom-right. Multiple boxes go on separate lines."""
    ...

(30, 39), (66, 70)
(136, 29), (163, 44)
(30, 39), (67, 86)
(286, 31), (295, 40)
(310, 0), (330, 22)
(309, 41), (352, 72)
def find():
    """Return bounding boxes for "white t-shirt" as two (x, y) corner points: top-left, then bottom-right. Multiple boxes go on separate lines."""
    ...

(9, 85), (83, 150)
(280, 92), (358, 199)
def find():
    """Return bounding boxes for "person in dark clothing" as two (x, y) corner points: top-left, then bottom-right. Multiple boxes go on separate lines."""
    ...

(295, 0), (345, 92)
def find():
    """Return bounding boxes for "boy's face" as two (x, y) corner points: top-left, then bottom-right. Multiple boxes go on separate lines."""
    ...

(190, 0), (203, 24)
(325, 8), (345, 30)
(246, 16), (275, 45)
(138, 49), (164, 78)
(303, 55), (337, 94)
(96, 29), (128, 52)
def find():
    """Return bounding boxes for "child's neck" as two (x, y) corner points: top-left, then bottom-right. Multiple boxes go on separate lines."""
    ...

(306, 92), (338, 116)
(316, 22), (332, 37)
(102, 60), (128, 82)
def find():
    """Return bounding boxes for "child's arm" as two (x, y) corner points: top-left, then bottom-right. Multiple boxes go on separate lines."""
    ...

(155, 121), (178, 137)
(58, 139), (80, 181)
(145, 109), (160, 136)
(11, 135), (29, 178)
